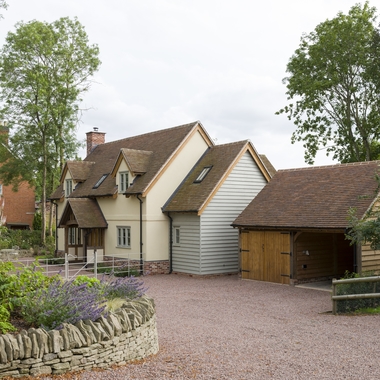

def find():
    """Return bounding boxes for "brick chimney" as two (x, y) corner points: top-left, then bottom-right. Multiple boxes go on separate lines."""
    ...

(86, 127), (106, 156)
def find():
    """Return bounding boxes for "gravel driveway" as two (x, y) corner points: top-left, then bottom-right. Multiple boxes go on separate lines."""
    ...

(44, 274), (379, 380)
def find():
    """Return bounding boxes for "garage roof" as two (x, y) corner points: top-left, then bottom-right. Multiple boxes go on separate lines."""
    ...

(232, 161), (380, 231)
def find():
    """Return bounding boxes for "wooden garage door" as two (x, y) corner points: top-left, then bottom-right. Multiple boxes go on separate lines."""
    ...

(241, 231), (291, 284)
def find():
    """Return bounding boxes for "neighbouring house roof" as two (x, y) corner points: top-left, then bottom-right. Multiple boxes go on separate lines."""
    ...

(58, 198), (107, 228)
(232, 160), (380, 231)
(162, 140), (272, 215)
(52, 121), (213, 199)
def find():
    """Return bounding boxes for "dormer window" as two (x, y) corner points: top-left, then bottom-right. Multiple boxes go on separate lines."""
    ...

(65, 179), (73, 197)
(194, 166), (212, 183)
(93, 174), (108, 189)
(119, 171), (129, 193)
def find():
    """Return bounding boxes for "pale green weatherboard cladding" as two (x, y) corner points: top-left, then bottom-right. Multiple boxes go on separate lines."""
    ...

(172, 151), (267, 275)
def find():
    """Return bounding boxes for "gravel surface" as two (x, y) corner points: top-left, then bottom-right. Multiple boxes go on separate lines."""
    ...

(40, 274), (380, 380)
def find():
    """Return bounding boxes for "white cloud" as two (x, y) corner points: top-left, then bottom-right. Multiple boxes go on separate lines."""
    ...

(0, 0), (359, 169)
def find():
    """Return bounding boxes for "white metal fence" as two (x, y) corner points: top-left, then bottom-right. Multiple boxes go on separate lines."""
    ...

(2, 250), (143, 280)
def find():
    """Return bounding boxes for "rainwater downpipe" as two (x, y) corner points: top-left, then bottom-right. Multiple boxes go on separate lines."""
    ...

(51, 201), (58, 255)
(137, 195), (143, 274)
(168, 213), (173, 274)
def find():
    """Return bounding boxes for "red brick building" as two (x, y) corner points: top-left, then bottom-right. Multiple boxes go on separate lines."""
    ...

(1, 181), (36, 229)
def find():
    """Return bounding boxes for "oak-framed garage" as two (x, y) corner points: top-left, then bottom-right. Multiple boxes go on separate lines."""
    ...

(233, 161), (380, 285)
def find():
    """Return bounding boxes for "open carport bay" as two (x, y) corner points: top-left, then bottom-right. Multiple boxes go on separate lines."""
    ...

(66, 275), (378, 380)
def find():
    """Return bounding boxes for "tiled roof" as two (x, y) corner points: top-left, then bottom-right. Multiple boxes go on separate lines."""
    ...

(50, 184), (64, 200)
(119, 148), (153, 175)
(162, 141), (270, 214)
(65, 161), (95, 182)
(58, 198), (107, 228)
(260, 155), (276, 177)
(63, 122), (206, 198)
(232, 161), (380, 230)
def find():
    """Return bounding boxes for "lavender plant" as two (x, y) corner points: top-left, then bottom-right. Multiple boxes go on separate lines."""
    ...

(19, 278), (107, 330)
(99, 275), (146, 301)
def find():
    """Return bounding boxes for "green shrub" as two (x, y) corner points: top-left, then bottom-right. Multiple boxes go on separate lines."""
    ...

(94, 262), (141, 277)
(2, 229), (43, 250)
(336, 271), (380, 313)
(72, 275), (100, 288)
(0, 305), (16, 334)
(0, 226), (11, 249)
(32, 212), (42, 231)
(43, 235), (56, 255)
(0, 262), (16, 310)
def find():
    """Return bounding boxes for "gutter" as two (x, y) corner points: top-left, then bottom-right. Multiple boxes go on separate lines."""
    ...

(136, 194), (144, 274)
(167, 212), (173, 274)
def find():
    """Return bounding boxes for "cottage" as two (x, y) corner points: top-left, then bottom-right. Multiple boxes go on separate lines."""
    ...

(232, 161), (380, 284)
(51, 121), (273, 274)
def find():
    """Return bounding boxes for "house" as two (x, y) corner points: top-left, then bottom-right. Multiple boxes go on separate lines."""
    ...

(0, 125), (36, 230)
(0, 181), (36, 230)
(232, 161), (380, 285)
(162, 141), (272, 275)
(50, 121), (273, 274)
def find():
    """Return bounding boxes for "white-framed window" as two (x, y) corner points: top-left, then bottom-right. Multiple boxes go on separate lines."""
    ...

(65, 179), (73, 197)
(117, 226), (131, 248)
(68, 227), (80, 245)
(119, 172), (129, 193)
(174, 226), (180, 245)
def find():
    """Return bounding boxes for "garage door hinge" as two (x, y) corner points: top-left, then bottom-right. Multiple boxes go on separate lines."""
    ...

(281, 274), (290, 277)
(241, 269), (250, 273)
(280, 251), (292, 256)
(240, 249), (250, 252)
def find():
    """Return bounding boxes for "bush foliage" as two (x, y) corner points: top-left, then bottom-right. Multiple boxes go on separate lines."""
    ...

(336, 271), (380, 313)
(0, 228), (42, 250)
(0, 261), (147, 333)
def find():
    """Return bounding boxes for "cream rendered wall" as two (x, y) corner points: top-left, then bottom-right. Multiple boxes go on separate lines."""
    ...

(144, 131), (210, 261)
(99, 160), (143, 260)
(56, 171), (72, 252)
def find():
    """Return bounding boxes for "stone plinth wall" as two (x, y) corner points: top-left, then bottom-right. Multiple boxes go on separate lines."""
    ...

(0, 296), (159, 378)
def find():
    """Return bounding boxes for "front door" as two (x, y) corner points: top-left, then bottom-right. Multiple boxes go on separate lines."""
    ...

(240, 231), (291, 284)
(66, 226), (84, 260)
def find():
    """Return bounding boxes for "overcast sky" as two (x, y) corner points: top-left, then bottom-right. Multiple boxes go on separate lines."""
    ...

(0, 0), (368, 169)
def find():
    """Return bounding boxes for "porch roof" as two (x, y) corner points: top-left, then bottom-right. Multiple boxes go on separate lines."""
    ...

(58, 198), (107, 229)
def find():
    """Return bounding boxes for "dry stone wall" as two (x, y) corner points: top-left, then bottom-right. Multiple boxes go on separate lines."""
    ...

(0, 296), (159, 378)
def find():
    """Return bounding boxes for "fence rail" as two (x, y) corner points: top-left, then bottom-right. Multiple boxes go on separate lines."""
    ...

(1, 250), (143, 280)
(332, 276), (380, 314)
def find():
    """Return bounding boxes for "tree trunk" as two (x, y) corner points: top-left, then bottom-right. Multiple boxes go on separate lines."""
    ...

(41, 134), (47, 244)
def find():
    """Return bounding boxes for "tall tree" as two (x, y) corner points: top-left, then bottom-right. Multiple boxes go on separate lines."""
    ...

(277, 2), (380, 164)
(0, 1), (7, 19)
(0, 17), (101, 241)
